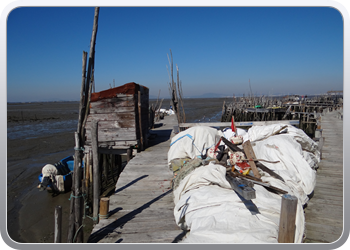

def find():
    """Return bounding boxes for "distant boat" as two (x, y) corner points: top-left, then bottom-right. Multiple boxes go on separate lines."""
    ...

(38, 156), (78, 193)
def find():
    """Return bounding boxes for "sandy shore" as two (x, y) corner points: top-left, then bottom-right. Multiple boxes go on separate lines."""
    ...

(7, 102), (94, 243)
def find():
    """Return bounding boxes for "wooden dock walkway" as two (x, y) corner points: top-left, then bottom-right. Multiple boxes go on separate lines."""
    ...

(87, 109), (344, 244)
(87, 114), (185, 243)
(304, 110), (343, 243)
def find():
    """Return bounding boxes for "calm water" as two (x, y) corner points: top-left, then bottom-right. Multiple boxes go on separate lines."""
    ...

(7, 98), (230, 140)
(7, 120), (77, 140)
(150, 97), (231, 123)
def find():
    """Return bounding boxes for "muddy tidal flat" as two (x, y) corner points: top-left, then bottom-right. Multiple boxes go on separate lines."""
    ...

(6, 101), (94, 243)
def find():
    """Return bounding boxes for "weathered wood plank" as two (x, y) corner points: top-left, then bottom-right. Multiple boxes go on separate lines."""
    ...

(179, 120), (300, 128)
(85, 120), (136, 130)
(86, 113), (136, 127)
(304, 111), (343, 244)
(305, 222), (343, 243)
(90, 106), (135, 114)
(305, 214), (343, 226)
(85, 140), (138, 148)
(96, 230), (182, 243)
(307, 198), (343, 206)
(90, 95), (135, 109)
(85, 128), (137, 142)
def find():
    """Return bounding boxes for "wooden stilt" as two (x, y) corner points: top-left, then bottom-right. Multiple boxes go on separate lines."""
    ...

(92, 120), (100, 224)
(54, 205), (62, 243)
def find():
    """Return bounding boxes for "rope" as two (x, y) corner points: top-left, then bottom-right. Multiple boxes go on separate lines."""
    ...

(73, 224), (84, 243)
(68, 192), (86, 201)
(74, 147), (85, 151)
(170, 133), (215, 157)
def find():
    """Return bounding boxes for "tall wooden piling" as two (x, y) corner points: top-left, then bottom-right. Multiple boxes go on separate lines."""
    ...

(92, 120), (100, 224)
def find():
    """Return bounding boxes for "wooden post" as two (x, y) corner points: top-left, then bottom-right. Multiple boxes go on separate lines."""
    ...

(77, 51), (88, 140)
(102, 153), (108, 185)
(127, 148), (132, 162)
(85, 152), (90, 195)
(92, 120), (100, 224)
(54, 205), (62, 243)
(278, 194), (298, 243)
(116, 154), (122, 175)
(67, 169), (75, 243)
(138, 90), (144, 151)
(99, 197), (110, 220)
(81, 7), (100, 137)
(73, 132), (83, 243)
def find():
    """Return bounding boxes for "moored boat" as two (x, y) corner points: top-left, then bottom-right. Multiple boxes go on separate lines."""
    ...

(38, 156), (77, 193)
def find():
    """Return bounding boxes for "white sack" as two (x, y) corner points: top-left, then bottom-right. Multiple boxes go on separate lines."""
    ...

(173, 163), (306, 243)
(244, 124), (320, 160)
(170, 125), (318, 243)
(168, 126), (222, 163)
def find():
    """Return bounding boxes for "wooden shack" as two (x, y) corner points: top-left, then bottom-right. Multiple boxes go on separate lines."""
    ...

(84, 82), (149, 154)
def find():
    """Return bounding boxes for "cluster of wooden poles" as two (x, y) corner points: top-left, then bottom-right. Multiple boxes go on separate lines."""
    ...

(65, 7), (100, 243)
(221, 95), (343, 139)
(167, 49), (186, 124)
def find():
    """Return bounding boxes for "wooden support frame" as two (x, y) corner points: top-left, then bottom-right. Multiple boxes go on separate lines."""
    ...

(242, 140), (261, 179)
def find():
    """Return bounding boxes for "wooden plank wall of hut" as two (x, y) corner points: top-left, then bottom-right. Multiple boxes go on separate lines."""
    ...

(82, 88), (149, 224)
(84, 94), (138, 148)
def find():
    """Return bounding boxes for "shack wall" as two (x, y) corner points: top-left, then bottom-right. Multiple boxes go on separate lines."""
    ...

(84, 82), (149, 150)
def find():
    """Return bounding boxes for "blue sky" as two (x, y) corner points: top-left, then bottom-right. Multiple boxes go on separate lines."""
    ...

(7, 6), (343, 102)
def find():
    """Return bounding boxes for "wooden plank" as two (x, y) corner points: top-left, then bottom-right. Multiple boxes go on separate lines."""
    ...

(304, 207), (343, 220)
(85, 128), (137, 142)
(242, 140), (261, 179)
(179, 120), (300, 128)
(94, 230), (182, 243)
(305, 222), (342, 243)
(225, 175), (256, 200)
(85, 120), (136, 130)
(86, 113), (135, 125)
(307, 198), (343, 206)
(312, 188), (343, 198)
(90, 95), (134, 108)
(305, 214), (343, 226)
(90, 106), (135, 114)
(85, 140), (138, 148)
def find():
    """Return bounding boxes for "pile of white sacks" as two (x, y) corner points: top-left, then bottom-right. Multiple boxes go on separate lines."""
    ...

(168, 124), (320, 243)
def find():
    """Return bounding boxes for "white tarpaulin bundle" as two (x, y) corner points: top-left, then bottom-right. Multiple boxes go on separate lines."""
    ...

(168, 124), (319, 243)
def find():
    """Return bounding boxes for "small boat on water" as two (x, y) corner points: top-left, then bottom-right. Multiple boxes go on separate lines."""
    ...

(38, 156), (77, 193)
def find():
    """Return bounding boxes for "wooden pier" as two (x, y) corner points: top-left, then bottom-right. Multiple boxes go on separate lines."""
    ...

(87, 114), (184, 243)
(87, 109), (343, 244)
(304, 110), (343, 243)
